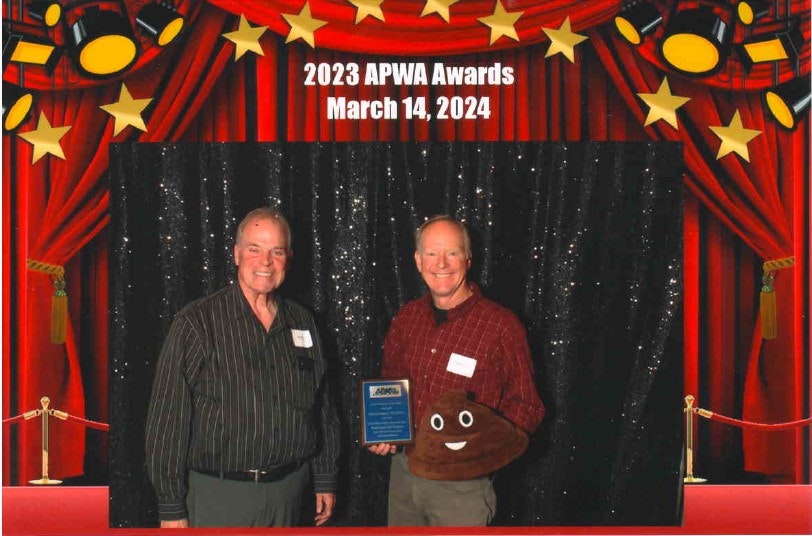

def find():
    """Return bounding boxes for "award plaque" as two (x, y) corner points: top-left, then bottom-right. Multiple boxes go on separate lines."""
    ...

(359, 379), (414, 445)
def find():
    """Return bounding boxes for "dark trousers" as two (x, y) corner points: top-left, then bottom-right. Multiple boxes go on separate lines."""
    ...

(187, 464), (310, 527)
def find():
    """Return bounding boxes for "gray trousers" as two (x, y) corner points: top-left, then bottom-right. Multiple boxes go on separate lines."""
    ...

(187, 464), (310, 527)
(388, 451), (496, 526)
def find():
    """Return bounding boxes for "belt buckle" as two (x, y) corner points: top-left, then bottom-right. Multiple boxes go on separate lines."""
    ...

(248, 469), (263, 483)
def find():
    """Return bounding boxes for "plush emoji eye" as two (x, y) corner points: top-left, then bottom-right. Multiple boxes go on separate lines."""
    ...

(430, 413), (444, 431)
(458, 410), (474, 428)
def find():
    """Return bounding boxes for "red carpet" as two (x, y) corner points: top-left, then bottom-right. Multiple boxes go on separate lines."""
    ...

(2, 485), (810, 535)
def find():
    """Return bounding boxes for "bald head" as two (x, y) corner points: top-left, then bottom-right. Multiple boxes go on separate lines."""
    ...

(236, 207), (292, 253)
(414, 215), (471, 258)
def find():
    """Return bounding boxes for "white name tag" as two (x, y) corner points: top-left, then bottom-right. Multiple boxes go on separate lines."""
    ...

(291, 329), (313, 348)
(446, 352), (477, 378)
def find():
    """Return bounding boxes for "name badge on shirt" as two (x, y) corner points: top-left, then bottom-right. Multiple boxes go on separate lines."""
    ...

(291, 329), (313, 348)
(446, 352), (477, 378)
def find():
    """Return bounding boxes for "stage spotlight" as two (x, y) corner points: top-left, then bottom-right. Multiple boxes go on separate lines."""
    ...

(2, 83), (35, 131)
(659, 6), (732, 76)
(27, 1), (62, 27)
(736, 0), (770, 26)
(737, 21), (803, 73)
(136, 2), (184, 46)
(614, 1), (663, 45)
(764, 77), (810, 130)
(2, 25), (62, 72)
(64, 4), (139, 77)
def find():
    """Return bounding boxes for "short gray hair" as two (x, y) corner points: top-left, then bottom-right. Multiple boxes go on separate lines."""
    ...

(414, 215), (471, 257)
(235, 207), (292, 253)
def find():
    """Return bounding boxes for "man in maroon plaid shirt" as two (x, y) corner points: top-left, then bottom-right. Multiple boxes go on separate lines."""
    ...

(368, 215), (545, 526)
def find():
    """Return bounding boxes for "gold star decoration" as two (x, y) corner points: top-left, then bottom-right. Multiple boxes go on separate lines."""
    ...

(709, 110), (762, 162)
(283, 2), (328, 48)
(478, 0), (523, 45)
(420, 0), (458, 23)
(542, 16), (588, 63)
(637, 77), (690, 129)
(99, 83), (153, 136)
(348, 0), (384, 24)
(222, 14), (267, 60)
(18, 112), (71, 164)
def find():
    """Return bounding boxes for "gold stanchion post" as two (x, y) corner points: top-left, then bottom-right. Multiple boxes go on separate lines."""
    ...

(683, 395), (706, 483)
(29, 397), (61, 485)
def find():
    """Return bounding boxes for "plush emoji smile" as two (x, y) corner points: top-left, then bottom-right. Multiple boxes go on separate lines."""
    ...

(444, 441), (467, 451)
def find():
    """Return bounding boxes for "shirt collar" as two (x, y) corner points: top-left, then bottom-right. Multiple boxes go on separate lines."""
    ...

(227, 283), (289, 330)
(423, 282), (482, 323)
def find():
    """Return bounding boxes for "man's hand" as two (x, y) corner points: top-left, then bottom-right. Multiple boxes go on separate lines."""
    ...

(314, 493), (335, 526)
(366, 443), (397, 455)
(160, 519), (189, 528)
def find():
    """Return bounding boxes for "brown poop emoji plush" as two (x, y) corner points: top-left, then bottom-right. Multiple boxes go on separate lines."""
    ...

(408, 390), (528, 481)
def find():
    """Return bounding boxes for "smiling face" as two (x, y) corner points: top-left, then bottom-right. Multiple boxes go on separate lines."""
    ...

(424, 398), (481, 461)
(408, 390), (528, 481)
(414, 220), (472, 309)
(234, 216), (290, 301)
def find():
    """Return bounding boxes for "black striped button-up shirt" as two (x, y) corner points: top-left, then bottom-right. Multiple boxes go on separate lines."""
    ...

(145, 284), (340, 521)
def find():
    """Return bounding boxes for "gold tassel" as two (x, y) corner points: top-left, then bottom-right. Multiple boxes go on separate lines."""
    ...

(51, 277), (67, 344)
(27, 260), (68, 345)
(759, 272), (777, 340)
(758, 257), (795, 340)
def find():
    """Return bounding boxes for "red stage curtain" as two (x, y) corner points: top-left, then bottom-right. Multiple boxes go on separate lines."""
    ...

(9, 86), (114, 483)
(591, 28), (808, 482)
(206, 0), (619, 56)
(2, 2), (236, 484)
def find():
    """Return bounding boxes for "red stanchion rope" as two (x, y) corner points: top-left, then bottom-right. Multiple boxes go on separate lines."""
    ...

(2, 414), (27, 426)
(696, 408), (812, 431)
(62, 414), (110, 431)
(2, 410), (109, 431)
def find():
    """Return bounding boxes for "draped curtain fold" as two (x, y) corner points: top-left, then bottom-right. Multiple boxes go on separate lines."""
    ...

(3, 2), (238, 484)
(206, 0), (620, 56)
(590, 27), (807, 480)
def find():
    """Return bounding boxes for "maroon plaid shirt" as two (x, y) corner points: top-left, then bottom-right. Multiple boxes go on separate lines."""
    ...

(382, 284), (544, 434)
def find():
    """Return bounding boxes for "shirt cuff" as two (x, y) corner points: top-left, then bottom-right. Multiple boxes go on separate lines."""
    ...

(157, 499), (188, 521)
(313, 473), (337, 493)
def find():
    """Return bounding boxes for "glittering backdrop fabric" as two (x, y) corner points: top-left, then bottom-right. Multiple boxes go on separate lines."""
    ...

(109, 141), (683, 527)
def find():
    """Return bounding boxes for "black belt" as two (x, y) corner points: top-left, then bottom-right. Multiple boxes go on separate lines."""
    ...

(194, 461), (302, 483)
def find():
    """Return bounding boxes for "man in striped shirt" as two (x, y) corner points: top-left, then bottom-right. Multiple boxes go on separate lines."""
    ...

(146, 208), (340, 527)
(368, 215), (545, 526)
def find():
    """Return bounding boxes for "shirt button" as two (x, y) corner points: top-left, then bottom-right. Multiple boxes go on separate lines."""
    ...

(431, 348), (437, 354)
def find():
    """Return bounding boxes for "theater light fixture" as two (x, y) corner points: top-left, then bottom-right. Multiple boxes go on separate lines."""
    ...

(737, 21), (803, 73)
(659, 6), (732, 76)
(736, 0), (770, 26)
(136, 2), (184, 46)
(764, 77), (811, 130)
(27, 1), (62, 27)
(614, 1), (663, 45)
(64, 3), (139, 77)
(2, 24), (62, 72)
(2, 83), (35, 131)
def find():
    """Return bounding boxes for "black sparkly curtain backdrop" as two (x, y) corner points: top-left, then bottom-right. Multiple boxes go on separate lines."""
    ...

(109, 142), (684, 527)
